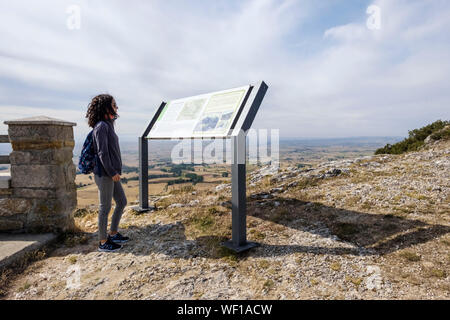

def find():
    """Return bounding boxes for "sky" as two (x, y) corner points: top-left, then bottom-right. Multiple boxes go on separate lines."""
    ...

(0, 0), (449, 141)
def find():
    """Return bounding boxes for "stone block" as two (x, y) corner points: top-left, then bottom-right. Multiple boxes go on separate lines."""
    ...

(0, 219), (24, 231)
(11, 164), (65, 188)
(10, 140), (74, 151)
(13, 188), (56, 199)
(26, 209), (74, 233)
(32, 195), (76, 216)
(8, 124), (73, 141)
(0, 188), (12, 197)
(8, 124), (75, 151)
(9, 148), (74, 165)
(3, 116), (77, 232)
(65, 162), (77, 184)
(0, 198), (33, 216)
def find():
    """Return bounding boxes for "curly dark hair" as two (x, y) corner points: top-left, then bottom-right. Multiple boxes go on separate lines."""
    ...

(85, 94), (119, 128)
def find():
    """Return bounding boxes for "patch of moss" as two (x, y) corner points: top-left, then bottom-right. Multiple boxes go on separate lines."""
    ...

(310, 278), (319, 286)
(68, 256), (78, 264)
(19, 282), (32, 292)
(399, 251), (421, 262)
(428, 268), (447, 278)
(346, 276), (362, 287)
(249, 229), (266, 240)
(330, 262), (341, 271)
(263, 279), (275, 290)
(190, 215), (215, 232)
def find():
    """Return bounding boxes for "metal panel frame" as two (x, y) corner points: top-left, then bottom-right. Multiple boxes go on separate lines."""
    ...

(135, 102), (166, 213)
(136, 81), (268, 252)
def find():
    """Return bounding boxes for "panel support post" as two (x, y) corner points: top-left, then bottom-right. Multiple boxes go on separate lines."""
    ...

(133, 102), (166, 213)
(136, 136), (151, 212)
(222, 132), (259, 253)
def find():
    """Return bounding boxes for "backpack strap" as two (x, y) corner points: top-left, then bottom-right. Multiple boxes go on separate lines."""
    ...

(91, 128), (102, 176)
(91, 129), (97, 154)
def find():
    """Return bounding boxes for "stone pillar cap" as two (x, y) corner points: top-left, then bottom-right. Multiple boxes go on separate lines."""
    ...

(4, 116), (76, 127)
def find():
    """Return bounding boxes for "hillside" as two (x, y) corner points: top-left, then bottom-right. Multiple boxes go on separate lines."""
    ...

(2, 137), (449, 300)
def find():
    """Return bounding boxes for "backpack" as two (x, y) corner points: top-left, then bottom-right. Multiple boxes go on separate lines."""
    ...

(78, 130), (97, 174)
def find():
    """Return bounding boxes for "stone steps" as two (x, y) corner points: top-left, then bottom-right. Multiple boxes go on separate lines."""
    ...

(0, 233), (57, 270)
(0, 172), (11, 189)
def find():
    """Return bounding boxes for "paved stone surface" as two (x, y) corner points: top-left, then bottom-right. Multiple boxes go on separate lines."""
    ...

(0, 233), (57, 269)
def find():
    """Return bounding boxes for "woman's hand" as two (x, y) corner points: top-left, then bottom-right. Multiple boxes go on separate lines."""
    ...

(112, 174), (121, 182)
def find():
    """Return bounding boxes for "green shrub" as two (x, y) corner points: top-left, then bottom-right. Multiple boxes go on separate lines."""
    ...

(430, 126), (450, 141)
(122, 165), (139, 173)
(375, 120), (449, 155)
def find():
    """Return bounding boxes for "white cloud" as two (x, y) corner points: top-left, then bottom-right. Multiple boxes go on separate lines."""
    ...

(324, 23), (367, 41)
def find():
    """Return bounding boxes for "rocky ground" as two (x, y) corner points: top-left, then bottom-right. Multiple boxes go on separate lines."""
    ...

(1, 139), (449, 300)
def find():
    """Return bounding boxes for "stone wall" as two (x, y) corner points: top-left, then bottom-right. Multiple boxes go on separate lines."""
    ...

(0, 116), (77, 232)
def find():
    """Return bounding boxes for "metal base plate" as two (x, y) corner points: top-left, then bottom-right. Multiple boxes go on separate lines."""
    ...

(130, 205), (155, 213)
(222, 240), (260, 253)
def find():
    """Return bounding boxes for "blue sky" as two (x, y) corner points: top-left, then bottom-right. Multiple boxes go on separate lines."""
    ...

(0, 0), (449, 141)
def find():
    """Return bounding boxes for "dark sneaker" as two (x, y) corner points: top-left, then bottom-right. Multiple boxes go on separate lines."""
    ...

(98, 238), (122, 252)
(109, 232), (129, 244)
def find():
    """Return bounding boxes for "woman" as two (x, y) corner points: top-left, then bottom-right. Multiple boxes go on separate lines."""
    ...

(86, 94), (129, 252)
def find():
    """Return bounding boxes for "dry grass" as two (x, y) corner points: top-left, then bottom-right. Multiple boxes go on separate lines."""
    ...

(59, 231), (90, 248)
(0, 249), (48, 297)
(399, 250), (421, 262)
(425, 268), (447, 279)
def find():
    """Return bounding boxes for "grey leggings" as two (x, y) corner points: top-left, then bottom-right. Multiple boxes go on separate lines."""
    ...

(94, 174), (127, 241)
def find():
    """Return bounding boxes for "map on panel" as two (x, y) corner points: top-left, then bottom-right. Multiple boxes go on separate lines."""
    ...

(147, 85), (250, 139)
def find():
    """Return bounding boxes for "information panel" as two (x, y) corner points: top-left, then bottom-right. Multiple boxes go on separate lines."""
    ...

(147, 85), (250, 139)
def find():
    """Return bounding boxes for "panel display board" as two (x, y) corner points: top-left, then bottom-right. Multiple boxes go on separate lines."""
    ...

(147, 85), (250, 139)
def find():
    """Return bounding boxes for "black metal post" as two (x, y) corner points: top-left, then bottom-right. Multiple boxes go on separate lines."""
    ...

(223, 132), (259, 253)
(133, 102), (167, 213)
(138, 136), (149, 211)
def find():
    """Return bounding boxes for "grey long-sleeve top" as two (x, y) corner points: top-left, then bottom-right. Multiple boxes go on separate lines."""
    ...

(93, 119), (122, 177)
